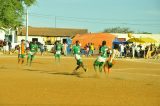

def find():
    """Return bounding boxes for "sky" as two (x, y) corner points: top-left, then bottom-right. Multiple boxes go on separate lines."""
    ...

(27, 0), (160, 33)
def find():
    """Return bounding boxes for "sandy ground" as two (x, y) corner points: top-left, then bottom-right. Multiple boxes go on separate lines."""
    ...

(0, 55), (160, 106)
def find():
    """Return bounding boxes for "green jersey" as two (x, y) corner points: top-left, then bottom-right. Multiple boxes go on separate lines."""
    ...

(72, 45), (80, 55)
(56, 43), (62, 51)
(30, 43), (38, 52)
(100, 45), (108, 58)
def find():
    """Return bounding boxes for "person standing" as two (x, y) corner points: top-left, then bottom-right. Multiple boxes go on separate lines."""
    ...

(131, 43), (135, 58)
(40, 44), (45, 56)
(63, 42), (68, 56)
(8, 41), (12, 55)
(3, 39), (7, 54)
(119, 44), (125, 58)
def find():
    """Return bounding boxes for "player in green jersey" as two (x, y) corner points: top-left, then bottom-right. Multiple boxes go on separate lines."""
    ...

(27, 40), (38, 66)
(94, 40), (109, 73)
(54, 41), (63, 62)
(72, 40), (87, 73)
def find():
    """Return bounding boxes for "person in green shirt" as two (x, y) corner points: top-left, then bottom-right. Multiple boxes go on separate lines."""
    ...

(54, 41), (63, 62)
(94, 40), (109, 73)
(72, 40), (87, 73)
(27, 40), (38, 66)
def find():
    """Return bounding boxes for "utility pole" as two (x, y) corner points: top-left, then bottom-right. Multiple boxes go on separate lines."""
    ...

(26, 8), (28, 42)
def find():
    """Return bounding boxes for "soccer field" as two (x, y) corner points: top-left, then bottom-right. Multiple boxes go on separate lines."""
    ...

(0, 56), (160, 106)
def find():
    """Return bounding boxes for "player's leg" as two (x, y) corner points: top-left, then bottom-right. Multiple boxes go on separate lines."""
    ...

(58, 54), (61, 62)
(27, 54), (31, 65)
(18, 54), (21, 64)
(55, 54), (58, 62)
(93, 59), (99, 72)
(29, 55), (35, 66)
(80, 61), (87, 72)
(21, 54), (25, 64)
(99, 62), (104, 73)
(55, 54), (60, 63)
(73, 59), (81, 72)
(103, 62), (109, 74)
(73, 65), (81, 73)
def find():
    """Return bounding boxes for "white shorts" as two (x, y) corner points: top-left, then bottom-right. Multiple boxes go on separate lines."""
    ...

(97, 56), (106, 62)
(29, 52), (35, 55)
(75, 54), (81, 60)
(56, 51), (61, 54)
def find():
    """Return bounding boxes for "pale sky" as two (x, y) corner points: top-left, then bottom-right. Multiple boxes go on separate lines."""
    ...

(27, 0), (160, 33)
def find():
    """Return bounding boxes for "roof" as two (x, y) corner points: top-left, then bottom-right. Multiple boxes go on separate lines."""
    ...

(18, 27), (88, 37)
(72, 33), (116, 49)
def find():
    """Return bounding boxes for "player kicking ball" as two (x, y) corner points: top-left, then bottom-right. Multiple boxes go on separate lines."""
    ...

(72, 40), (87, 73)
(93, 41), (109, 76)
(27, 40), (38, 66)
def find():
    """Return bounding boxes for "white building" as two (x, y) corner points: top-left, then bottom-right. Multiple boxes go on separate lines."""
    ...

(18, 27), (88, 44)
(0, 29), (5, 40)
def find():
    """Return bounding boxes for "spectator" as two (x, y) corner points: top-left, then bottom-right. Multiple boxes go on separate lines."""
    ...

(63, 42), (68, 56)
(119, 44), (125, 58)
(131, 43), (135, 58)
(136, 45), (141, 58)
(90, 43), (95, 56)
(3, 39), (7, 54)
(8, 41), (12, 55)
(40, 44), (45, 56)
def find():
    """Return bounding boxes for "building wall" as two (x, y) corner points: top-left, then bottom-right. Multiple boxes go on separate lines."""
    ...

(18, 36), (45, 44)
(18, 36), (70, 44)
(0, 29), (5, 40)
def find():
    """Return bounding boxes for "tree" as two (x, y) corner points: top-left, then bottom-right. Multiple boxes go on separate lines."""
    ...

(103, 27), (134, 33)
(137, 32), (152, 34)
(0, 0), (36, 29)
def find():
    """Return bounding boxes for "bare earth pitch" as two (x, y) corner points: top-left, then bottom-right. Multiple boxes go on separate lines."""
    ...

(0, 56), (160, 106)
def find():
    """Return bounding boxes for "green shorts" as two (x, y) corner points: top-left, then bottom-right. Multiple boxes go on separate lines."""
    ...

(77, 59), (82, 65)
(18, 54), (25, 58)
(107, 61), (113, 68)
(55, 54), (61, 58)
(28, 53), (35, 59)
(94, 60), (104, 67)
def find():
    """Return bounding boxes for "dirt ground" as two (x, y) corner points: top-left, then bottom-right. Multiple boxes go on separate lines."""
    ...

(0, 55), (160, 106)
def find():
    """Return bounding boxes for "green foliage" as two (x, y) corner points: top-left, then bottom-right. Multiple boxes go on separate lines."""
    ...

(104, 27), (134, 33)
(137, 32), (152, 34)
(0, 0), (36, 29)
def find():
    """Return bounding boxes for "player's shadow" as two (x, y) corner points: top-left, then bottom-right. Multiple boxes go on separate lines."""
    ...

(48, 71), (81, 77)
(32, 62), (46, 64)
(48, 71), (97, 79)
(0, 66), (7, 69)
(24, 68), (96, 79)
(24, 69), (42, 72)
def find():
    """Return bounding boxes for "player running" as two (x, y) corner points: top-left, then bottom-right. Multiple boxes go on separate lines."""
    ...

(103, 48), (115, 74)
(17, 39), (26, 64)
(27, 40), (38, 66)
(72, 40), (87, 73)
(93, 40), (109, 74)
(54, 41), (63, 63)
